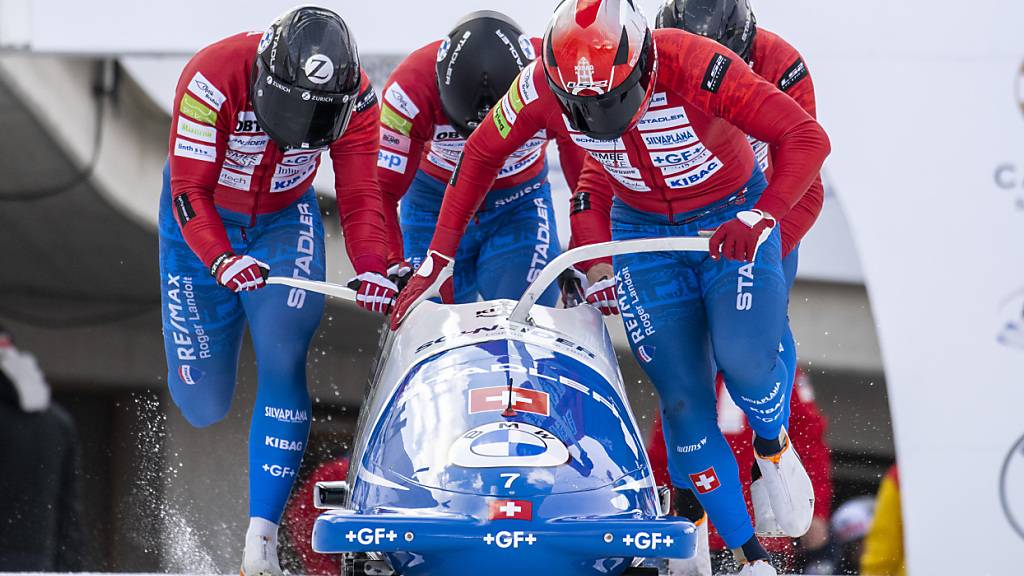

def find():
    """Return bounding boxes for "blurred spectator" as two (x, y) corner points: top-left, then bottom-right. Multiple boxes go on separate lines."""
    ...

(282, 457), (350, 575)
(648, 369), (832, 573)
(830, 496), (876, 574)
(860, 465), (905, 576)
(0, 323), (83, 570)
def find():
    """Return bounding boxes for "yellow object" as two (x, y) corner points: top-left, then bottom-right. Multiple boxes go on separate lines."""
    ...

(860, 467), (906, 576)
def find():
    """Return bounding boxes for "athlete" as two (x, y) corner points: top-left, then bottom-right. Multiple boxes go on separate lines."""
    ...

(159, 7), (394, 575)
(377, 11), (584, 304)
(391, 2), (830, 574)
(653, 1), (826, 573)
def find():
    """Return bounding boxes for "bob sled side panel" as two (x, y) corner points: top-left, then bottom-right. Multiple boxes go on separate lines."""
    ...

(315, 300), (696, 575)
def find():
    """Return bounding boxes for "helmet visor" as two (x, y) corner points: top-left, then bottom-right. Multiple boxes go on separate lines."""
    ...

(253, 71), (357, 150)
(546, 33), (655, 141)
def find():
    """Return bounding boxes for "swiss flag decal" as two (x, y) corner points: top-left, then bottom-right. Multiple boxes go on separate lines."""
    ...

(489, 499), (533, 520)
(469, 386), (549, 416)
(689, 467), (721, 494)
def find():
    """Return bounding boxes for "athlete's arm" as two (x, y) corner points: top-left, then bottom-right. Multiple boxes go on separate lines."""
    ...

(550, 117), (585, 191)
(429, 62), (552, 256)
(676, 33), (830, 221)
(376, 51), (437, 265)
(167, 53), (233, 269)
(568, 155), (616, 273)
(329, 75), (389, 276)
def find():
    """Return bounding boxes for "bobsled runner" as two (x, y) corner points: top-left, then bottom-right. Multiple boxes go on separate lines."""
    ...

(269, 238), (710, 576)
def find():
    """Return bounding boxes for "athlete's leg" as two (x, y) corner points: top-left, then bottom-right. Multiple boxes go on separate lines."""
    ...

(239, 191), (326, 524)
(476, 185), (561, 304)
(400, 171), (480, 302)
(779, 246), (800, 427)
(159, 164), (245, 427)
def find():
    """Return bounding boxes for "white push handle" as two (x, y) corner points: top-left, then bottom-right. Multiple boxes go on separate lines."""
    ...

(508, 237), (710, 324)
(266, 276), (358, 303)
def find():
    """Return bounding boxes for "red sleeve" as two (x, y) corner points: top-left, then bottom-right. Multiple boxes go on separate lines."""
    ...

(377, 44), (439, 265)
(168, 44), (235, 268)
(664, 31), (830, 221)
(329, 73), (389, 276)
(787, 370), (832, 519)
(282, 459), (350, 576)
(430, 61), (554, 255)
(569, 155), (615, 272)
(552, 119), (585, 192)
(757, 35), (825, 256)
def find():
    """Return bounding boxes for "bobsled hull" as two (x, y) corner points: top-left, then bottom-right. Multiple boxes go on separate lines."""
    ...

(313, 299), (696, 575)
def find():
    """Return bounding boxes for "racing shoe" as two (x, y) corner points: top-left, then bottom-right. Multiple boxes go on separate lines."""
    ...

(666, 513), (711, 576)
(737, 560), (779, 576)
(752, 429), (814, 537)
(240, 519), (282, 576)
(750, 464), (785, 537)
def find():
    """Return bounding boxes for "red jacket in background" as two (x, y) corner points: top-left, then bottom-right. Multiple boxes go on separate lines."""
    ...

(168, 32), (388, 274)
(647, 370), (832, 553)
(376, 38), (585, 263)
(282, 458), (350, 576)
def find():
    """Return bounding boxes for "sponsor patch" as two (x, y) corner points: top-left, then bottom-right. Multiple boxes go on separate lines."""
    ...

(280, 150), (321, 166)
(227, 133), (269, 154)
(234, 111), (262, 134)
(496, 145), (544, 178)
(489, 499), (533, 521)
(701, 53), (733, 94)
(270, 161), (316, 192)
(571, 192), (591, 215)
(174, 194), (195, 224)
(649, 92), (668, 108)
(176, 116), (217, 144)
(384, 82), (420, 119)
(518, 62), (540, 104)
(603, 164), (643, 180)
(355, 86), (377, 113)
(381, 105), (413, 136)
(778, 58), (809, 92)
(380, 128), (411, 153)
(174, 138), (216, 162)
(224, 150), (263, 173)
(637, 344), (656, 363)
(218, 168), (252, 191)
(650, 144), (711, 172)
(642, 127), (699, 150)
(493, 105), (512, 138)
(518, 34), (536, 60)
(178, 364), (204, 385)
(665, 157), (723, 189)
(187, 71), (226, 111)
(437, 37), (451, 62)
(469, 386), (550, 416)
(689, 467), (721, 494)
(609, 174), (651, 192)
(569, 127), (627, 150)
(637, 106), (689, 132)
(179, 93), (217, 126)
(500, 93), (518, 125)
(378, 150), (408, 174)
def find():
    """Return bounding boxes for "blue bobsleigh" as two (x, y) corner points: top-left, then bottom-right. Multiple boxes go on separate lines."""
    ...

(273, 238), (710, 576)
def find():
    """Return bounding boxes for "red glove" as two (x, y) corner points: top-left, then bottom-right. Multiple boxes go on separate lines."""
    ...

(347, 272), (399, 315)
(390, 251), (455, 330)
(585, 276), (619, 316)
(211, 253), (269, 292)
(709, 210), (776, 262)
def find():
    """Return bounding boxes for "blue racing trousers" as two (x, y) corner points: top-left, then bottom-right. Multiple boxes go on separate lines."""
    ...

(400, 167), (561, 305)
(158, 164), (324, 523)
(613, 168), (790, 548)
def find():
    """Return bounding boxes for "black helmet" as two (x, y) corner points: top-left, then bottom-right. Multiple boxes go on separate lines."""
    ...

(656, 0), (757, 63)
(435, 11), (536, 138)
(252, 7), (362, 150)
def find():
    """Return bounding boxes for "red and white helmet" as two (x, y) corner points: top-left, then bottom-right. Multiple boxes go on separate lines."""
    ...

(543, 0), (658, 140)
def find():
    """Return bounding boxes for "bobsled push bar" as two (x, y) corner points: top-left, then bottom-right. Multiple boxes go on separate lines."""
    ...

(266, 236), (710, 323)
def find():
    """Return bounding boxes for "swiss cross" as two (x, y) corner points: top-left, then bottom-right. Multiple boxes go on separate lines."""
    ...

(489, 499), (533, 520)
(499, 501), (522, 517)
(470, 386), (549, 416)
(689, 467), (721, 494)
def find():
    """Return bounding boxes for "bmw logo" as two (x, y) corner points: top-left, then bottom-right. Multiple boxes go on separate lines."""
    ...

(449, 422), (569, 468)
(1001, 432), (1024, 540)
(437, 37), (451, 62)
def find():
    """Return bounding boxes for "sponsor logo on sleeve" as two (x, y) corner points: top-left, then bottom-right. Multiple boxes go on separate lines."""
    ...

(381, 104), (413, 136)
(380, 128), (411, 153)
(701, 53), (733, 94)
(518, 61), (540, 104)
(571, 191), (591, 215)
(778, 58), (809, 92)
(437, 37), (451, 62)
(179, 93), (217, 126)
(257, 28), (273, 54)
(176, 116), (217, 144)
(187, 71), (226, 111)
(518, 34), (536, 60)
(174, 194), (196, 225)
(174, 138), (217, 162)
(354, 86), (377, 113)
(378, 150), (408, 174)
(383, 82), (420, 119)
(493, 105), (513, 138)
(499, 92), (519, 126)
(217, 168), (252, 191)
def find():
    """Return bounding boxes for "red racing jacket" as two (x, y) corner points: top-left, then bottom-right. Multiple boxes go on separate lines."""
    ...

(168, 32), (389, 275)
(647, 370), (832, 553)
(377, 38), (585, 263)
(748, 28), (825, 257)
(426, 28), (829, 262)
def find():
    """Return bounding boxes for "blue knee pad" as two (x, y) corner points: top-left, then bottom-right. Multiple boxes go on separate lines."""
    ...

(159, 164), (325, 522)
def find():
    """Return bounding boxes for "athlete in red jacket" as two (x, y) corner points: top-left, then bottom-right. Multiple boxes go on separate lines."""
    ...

(377, 12), (584, 304)
(392, 2), (830, 573)
(159, 8), (391, 576)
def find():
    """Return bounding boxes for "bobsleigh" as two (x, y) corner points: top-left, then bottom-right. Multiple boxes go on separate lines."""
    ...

(270, 238), (710, 576)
